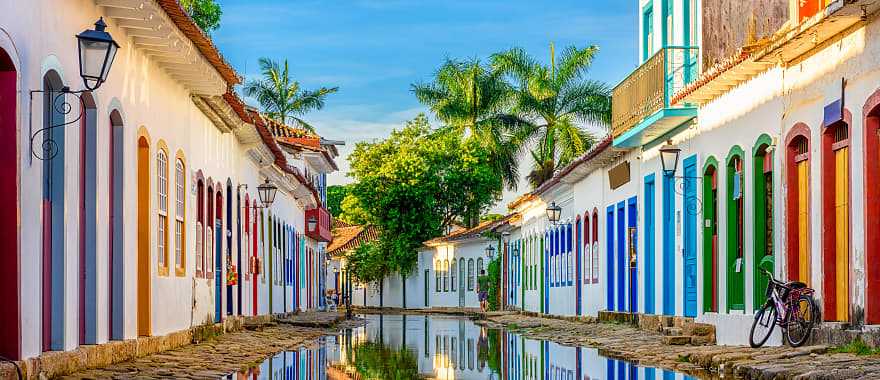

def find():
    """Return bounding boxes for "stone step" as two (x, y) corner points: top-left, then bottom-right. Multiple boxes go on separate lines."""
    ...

(662, 335), (693, 345)
(682, 322), (716, 337)
(661, 327), (683, 336)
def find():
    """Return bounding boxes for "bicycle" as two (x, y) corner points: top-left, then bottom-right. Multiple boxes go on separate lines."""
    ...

(749, 268), (817, 348)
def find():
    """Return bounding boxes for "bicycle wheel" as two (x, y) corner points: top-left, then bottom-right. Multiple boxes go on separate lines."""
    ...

(786, 294), (816, 347)
(750, 302), (777, 348)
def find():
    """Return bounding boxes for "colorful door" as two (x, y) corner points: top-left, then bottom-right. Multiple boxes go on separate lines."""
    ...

(833, 143), (849, 320)
(727, 150), (745, 311)
(662, 174), (675, 315)
(753, 143), (773, 311)
(576, 219), (582, 315)
(703, 162), (719, 313)
(458, 257), (465, 307)
(0, 63), (18, 359)
(627, 197), (638, 313)
(644, 175), (656, 314)
(136, 135), (151, 336)
(606, 206), (615, 311)
(683, 156), (698, 317)
(215, 218), (223, 322)
(617, 201), (626, 311)
(797, 158), (811, 285)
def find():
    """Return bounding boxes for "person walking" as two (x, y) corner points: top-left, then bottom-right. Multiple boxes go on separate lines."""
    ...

(476, 269), (489, 312)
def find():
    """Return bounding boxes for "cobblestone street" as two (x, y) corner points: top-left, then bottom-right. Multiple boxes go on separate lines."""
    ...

(483, 313), (880, 380)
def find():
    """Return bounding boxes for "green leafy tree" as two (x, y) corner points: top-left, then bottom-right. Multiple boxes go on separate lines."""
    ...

(349, 341), (420, 379)
(344, 114), (502, 297)
(339, 194), (371, 225)
(326, 185), (348, 218)
(491, 44), (612, 188)
(242, 58), (338, 133)
(180, 0), (222, 34)
(412, 59), (531, 193)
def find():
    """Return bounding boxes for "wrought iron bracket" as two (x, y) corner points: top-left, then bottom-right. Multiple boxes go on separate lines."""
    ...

(28, 87), (87, 161)
(667, 175), (704, 215)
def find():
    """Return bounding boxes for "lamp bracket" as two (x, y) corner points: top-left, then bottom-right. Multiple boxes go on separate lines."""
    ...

(668, 176), (704, 215)
(28, 88), (88, 161)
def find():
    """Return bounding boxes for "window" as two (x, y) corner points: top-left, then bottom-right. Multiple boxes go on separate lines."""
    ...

(206, 225), (214, 278)
(643, 5), (654, 61)
(467, 259), (474, 290)
(174, 158), (185, 275)
(195, 222), (203, 275)
(584, 214), (591, 284)
(443, 260), (449, 291)
(592, 210), (599, 283)
(157, 149), (169, 274)
(244, 232), (250, 280)
(477, 258), (484, 278)
(567, 224), (573, 286)
(436, 260), (441, 292)
(451, 260), (457, 291)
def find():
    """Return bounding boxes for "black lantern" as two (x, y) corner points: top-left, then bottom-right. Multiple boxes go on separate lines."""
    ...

(257, 178), (278, 207)
(659, 140), (681, 177)
(307, 216), (318, 232)
(76, 18), (119, 91)
(485, 244), (496, 259)
(546, 202), (561, 224)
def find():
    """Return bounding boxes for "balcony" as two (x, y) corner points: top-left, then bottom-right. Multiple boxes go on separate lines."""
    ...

(305, 206), (333, 242)
(611, 46), (699, 148)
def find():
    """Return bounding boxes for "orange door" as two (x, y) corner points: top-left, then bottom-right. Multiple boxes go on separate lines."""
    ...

(834, 146), (849, 321)
(797, 160), (811, 286)
(137, 136), (151, 336)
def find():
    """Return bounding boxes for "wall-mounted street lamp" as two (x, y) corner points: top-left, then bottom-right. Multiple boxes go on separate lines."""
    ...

(257, 178), (278, 207)
(546, 202), (561, 224)
(30, 18), (120, 160)
(307, 216), (318, 232)
(659, 140), (682, 177)
(485, 244), (496, 260)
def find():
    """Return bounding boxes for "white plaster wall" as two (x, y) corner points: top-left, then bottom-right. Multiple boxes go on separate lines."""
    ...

(572, 166), (609, 317)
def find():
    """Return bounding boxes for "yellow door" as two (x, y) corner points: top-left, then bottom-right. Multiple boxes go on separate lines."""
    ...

(797, 160), (811, 286)
(834, 147), (849, 321)
(137, 136), (151, 336)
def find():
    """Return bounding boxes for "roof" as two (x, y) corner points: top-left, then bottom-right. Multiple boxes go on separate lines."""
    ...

(155, 0), (240, 85)
(507, 135), (615, 211)
(327, 224), (379, 256)
(423, 215), (515, 246)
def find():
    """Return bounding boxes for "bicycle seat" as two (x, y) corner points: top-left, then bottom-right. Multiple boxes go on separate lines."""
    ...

(786, 281), (807, 289)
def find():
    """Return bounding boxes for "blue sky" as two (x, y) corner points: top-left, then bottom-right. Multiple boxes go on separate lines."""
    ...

(213, 0), (638, 207)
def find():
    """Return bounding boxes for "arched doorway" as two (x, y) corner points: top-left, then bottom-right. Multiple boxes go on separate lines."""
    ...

(226, 179), (234, 316)
(865, 92), (880, 324)
(136, 131), (151, 336)
(78, 93), (97, 345)
(215, 186), (224, 322)
(726, 146), (745, 312)
(752, 135), (774, 311)
(702, 158), (719, 313)
(108, 110), (125, 340)
(0, 46), (20, 360)
(785, 124), (811, 286)
(822, 118), (850, 322)
(42, 70), (66, 351)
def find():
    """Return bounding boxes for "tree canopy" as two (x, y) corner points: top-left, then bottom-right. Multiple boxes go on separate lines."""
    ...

(180, 0), (222, 34)
(343, 114), (502, 284)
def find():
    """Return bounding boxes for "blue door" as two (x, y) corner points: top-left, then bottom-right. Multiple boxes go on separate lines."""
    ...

(616, 201), (626, 311)
(683, 155), (698, 317)
(663, 173), (676, 315)
(576, 219), (582, 315)
(627, 197), (638, 313)
(645, 175), (656, 314)
(544, 232), (549, 313)
(606, 206), (615, 311)
(214, 220), (222, 322)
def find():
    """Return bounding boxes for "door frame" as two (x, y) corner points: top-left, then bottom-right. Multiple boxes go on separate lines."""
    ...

(683, 155), (698, 317)
(644, 174), (656, 314)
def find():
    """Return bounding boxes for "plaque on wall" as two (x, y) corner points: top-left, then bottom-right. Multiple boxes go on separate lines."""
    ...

(608, 161), (631, 190)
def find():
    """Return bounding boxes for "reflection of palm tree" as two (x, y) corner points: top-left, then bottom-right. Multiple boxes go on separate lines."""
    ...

(491, 44), (612, 188)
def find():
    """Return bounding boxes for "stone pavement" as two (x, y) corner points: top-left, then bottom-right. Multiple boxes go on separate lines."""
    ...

(484, 313), (880, 380)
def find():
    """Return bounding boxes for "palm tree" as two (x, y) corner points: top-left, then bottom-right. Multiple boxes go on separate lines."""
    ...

(242, 57), (338, 132)
(412, 58), (530, 191)
(491, 44), (612, 188)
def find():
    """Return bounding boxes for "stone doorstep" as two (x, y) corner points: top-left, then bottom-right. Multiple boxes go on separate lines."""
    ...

(4, 314), (288, 380)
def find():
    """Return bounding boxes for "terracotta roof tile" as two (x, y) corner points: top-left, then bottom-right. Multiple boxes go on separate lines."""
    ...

(155, 0), (240, 85)
(423, 215), (515, 246)
(328, 224), (379, 255)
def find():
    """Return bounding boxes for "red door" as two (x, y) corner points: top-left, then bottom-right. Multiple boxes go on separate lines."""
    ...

(0, 68), (20, 359)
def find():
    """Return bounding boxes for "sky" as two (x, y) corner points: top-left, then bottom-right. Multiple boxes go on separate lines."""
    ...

(213, 0), (638, 212)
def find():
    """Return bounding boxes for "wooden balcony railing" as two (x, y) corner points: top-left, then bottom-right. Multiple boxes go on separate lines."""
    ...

(611, 46), (699, 138)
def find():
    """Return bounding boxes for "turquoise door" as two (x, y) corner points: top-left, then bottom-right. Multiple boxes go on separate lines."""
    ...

(645, 175), (656, 314)
(627, 197), (638, 313)
(662, 173), (675, 315)
(684, 156), (698, 317)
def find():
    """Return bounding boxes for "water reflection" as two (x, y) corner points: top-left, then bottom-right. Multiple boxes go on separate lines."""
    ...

(227, 314), (704, 380)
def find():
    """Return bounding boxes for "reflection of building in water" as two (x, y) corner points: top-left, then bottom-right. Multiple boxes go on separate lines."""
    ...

(231, 344), (328, 380)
